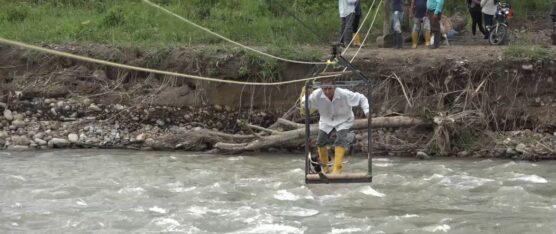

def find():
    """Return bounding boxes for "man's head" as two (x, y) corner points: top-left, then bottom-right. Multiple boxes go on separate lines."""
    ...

(321, 79), (336, 100)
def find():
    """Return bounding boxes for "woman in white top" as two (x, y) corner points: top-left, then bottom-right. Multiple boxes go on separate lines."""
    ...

(481, 0), (497, 39)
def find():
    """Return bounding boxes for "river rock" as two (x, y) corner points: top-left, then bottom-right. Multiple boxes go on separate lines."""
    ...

(68, 133), (79, 143)
(3, 109), (13, 121)
(114, 104), (125, 111)
(11, 136), (30, 146)
(12, 119), (26, 128)
(156, 120), (165, 127)
(515, 143), (528, 154)
(7, 145), (29, 151)
(457, 151), (470, 157)
(0, 131), (7, 139)
(89, 104), (102, 112)
(48, 138), (70, 148)
(34, 138), (47, 146)
(80, 98), (92, 107)
(416, 151), (430, 160)
(33, 132), (45, 140)
(135, 133), (146, 142)
(505, 147), (517, 156)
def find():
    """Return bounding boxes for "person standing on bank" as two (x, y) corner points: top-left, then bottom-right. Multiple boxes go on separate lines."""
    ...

(391, 0), (405, 49)
(302, 79), (369, 174)
(410, 0), (430, 48)
(352, 1), (363, 47)
(426, 0), (444, 49)
(339, 0), (359, 47)
(467, 0), (487, 38)
(481, 0), (497, 39)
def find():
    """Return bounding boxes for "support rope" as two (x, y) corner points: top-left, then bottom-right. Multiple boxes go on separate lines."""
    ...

(0, 37), (345, 86)
(142, 0), (326, 65)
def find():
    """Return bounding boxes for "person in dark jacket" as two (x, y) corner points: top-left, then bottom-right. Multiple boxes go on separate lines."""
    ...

(467, 0), (487, 37)
(391, 0), (404, 49)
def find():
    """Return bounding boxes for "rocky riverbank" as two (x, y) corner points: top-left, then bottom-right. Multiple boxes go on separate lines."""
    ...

(1, 97), (555, 160)
(0, 97), (276, 151)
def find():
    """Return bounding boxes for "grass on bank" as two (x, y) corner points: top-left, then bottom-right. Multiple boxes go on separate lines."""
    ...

(0, 0), (551, 60)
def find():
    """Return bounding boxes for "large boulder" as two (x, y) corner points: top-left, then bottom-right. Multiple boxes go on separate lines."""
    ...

(48, 138), (70, 148)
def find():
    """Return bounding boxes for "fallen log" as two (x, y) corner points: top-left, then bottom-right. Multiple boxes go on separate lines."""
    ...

(215, 116), (427, 153)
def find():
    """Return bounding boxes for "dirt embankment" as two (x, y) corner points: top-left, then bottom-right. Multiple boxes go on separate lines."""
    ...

(0, 43), (555, 159)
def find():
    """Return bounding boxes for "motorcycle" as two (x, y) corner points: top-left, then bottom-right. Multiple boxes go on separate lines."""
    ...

(489, 2), (513, 45)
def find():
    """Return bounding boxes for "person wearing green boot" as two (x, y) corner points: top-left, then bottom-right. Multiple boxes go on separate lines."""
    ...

(302, 79), (369, 174)
(410, 0), (430, 48)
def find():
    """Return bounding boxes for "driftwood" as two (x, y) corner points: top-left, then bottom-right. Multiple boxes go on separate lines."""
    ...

(215, 116), (427, 153)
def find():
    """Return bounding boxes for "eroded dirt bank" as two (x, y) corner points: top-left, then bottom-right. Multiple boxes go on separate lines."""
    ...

(0, 44), (555, 159)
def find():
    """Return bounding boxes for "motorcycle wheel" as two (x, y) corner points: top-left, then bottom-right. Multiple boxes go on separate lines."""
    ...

(489, 24), (508, 45)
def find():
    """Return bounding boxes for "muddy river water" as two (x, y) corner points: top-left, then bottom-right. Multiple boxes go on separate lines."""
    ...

(1, 150), (555, 233)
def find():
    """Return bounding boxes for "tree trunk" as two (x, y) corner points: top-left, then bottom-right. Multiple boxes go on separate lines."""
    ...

(215, 116), (427, 153)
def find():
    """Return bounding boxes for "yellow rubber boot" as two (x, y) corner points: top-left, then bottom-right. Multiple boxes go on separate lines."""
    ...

(332, 146), (346, 174)
(317, 147), (330, 173)
(353, 33), (362, 47)
(411, 32), (419, 49)
(424, 31), (431, 47)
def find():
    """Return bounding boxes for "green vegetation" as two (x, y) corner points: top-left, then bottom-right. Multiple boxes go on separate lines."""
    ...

(0, 0), (550, 58)
(504, 44), (551, 60)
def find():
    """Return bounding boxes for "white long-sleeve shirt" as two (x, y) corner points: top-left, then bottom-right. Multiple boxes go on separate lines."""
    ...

(481, 0), (496, 15)
(339, 0), (358, 18)
(307, 88), (369, 134)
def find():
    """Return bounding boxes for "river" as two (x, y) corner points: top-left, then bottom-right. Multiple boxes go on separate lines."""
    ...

(1, 150), (555, 233)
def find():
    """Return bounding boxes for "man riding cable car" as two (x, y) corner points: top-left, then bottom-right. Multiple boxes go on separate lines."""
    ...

(301, 78), (369, 174)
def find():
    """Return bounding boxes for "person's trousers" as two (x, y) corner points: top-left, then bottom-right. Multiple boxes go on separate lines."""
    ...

(412, 16), (430, 33)
(427, 10), (442, 48)
(353, 13), (361, 32)
(469, 9), (486, 36)
(316, 129), (351, 149)
(483, 13), (494, 32)
(340, 13), (355, 45)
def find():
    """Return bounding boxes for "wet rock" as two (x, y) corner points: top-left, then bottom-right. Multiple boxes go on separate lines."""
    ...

(48, 138), (70, 148)
(457, 151), (470, 157)
(7, 145), (29, 151)
(34, 138), (47, 146)
(68, 133), (79, 143)
(3, 109), (13, 121)
(416, 151), (430, 160)
(11, 136), (30, 146)
(0, 102), (6, 109)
